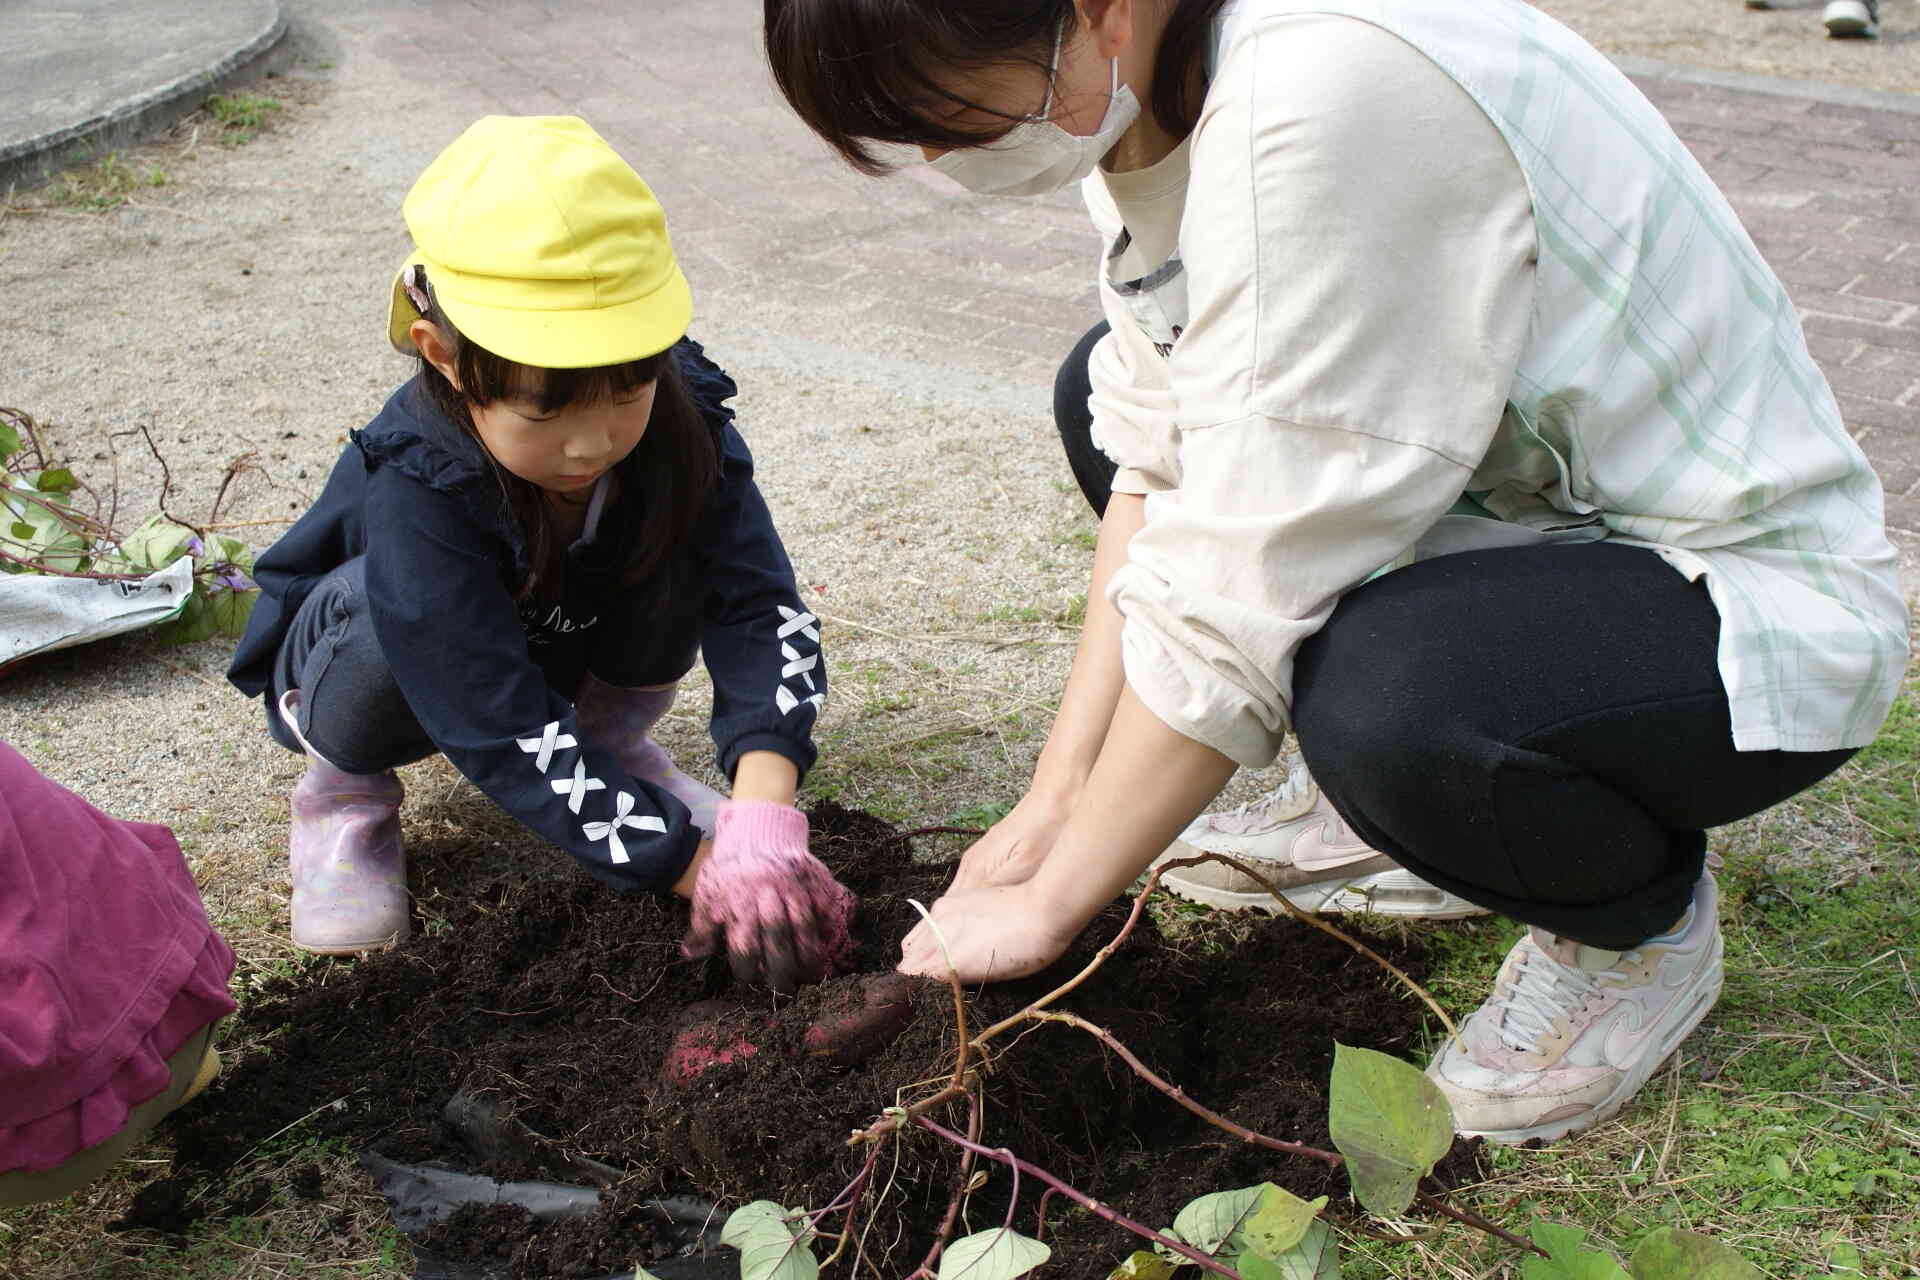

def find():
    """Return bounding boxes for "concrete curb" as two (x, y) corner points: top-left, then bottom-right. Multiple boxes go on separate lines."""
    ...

(0, 2), (290, 194)
(1617, 52), (1920, 116)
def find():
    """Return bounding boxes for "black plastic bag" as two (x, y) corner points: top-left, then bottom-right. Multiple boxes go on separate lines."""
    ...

(362, 1087), (738, 1280)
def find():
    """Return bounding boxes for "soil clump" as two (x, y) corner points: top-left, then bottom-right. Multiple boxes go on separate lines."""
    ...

(122, 804), (1481, 1277)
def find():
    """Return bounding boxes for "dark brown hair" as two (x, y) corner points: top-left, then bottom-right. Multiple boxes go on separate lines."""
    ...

(763, 0), (1225, 174)
(409, 272), (718, 601)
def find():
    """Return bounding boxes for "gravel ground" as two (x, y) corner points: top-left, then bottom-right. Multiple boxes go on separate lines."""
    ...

(1, 0), (1915, 946)
(1541, 0), (1919, 96)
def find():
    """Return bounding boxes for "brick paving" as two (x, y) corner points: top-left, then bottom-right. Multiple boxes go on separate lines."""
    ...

(1637, 77), (1920, 527)
(331, 0), (1920, 530)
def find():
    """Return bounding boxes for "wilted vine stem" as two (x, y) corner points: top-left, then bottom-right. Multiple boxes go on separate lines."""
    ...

(1157, 852), (1460, 1046)
(1415, 1192), (1547, 1258)
(969, 860), (1168, 1049)
(912, 1114), (1243, 1279)
(907, 1092), (983, 1280)
(812, 1144), (884, 1270)
(867, 835), (1542, 1266)
(0, 547), (147, 581)
(1030, 1009), (1342, 1168)
(852, 867), (1165, 1147)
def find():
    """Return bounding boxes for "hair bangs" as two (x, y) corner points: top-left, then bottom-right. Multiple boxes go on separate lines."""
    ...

(764, 0), (1063, 174)
(456, 344), (670, 415)
(765, 0), (1230, 172)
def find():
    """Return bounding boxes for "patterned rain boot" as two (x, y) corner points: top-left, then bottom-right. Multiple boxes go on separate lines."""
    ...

(573, 673), (725, 835)
(279, 691), (410, 954)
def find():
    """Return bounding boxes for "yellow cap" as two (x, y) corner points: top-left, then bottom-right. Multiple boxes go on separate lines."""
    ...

(386, 115), (691, 369)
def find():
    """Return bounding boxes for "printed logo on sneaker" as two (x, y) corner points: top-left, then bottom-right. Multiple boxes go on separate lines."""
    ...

(1290, 811), (1376, 872)
(1596, 998), (1660, 1067)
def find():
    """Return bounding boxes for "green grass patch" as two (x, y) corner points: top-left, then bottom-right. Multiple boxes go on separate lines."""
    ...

(808, 710), (1041, 824)
(203, 93), (282, 145)
(979, 602), (1051, 625)
(46, 150), (167, 211)
(1789, 668), (1918, 857)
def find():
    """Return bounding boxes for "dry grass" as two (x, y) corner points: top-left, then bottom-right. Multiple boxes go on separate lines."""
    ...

(2, 78), (312, 223)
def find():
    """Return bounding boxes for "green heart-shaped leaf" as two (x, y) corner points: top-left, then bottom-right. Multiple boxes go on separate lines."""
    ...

(1522, 1221), (1631, 1280)
(1172, 1184), (1265, 1255)
(1250, 1219), (1342, 1279)
(1327, 1043), (1454, 1216)
(207, 582), (259, 637)
(721, 1201), (818, 1280)
(119, 516), (197, 571)
(1628, 1227), (1760, 1279)
(157, 589), (217, 645)
(1106, 1250), (1178, 1280)
(938, 1228), (1050, 1280)
(1242, 1185), (1327, 1260)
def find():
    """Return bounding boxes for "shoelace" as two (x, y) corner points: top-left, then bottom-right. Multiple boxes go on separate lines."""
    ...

(1492, 940), (1631, 1053)
(1211, 755), (1313, 825)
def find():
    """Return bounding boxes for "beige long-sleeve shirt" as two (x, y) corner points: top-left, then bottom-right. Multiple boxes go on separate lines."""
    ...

(1090, 12), (1535, 765)
(1087, 0), (1906, 766)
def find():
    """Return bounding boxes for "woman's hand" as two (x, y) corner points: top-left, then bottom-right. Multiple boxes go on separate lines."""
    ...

(908, 690), (1240, 986)
(897, 884), (1080, 983)
(948, 789), (1074, 890)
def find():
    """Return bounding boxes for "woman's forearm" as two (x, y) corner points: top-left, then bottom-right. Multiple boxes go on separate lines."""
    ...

(1028, 493), (1146, 803)
(1029, 685), (1239, 929)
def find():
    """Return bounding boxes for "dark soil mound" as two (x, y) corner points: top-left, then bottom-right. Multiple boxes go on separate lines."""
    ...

(125, 804), (1481, 1277)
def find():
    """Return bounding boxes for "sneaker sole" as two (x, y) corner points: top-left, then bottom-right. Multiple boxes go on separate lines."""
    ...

(1162, 867), (1490, 920)
(1458, 937), (1726, 1146)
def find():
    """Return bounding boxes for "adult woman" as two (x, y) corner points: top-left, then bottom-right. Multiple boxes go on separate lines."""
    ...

(762, 0), (1907, 1145)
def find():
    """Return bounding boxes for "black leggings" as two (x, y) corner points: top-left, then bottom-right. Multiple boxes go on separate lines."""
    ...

(1056, 322), (1854, 948)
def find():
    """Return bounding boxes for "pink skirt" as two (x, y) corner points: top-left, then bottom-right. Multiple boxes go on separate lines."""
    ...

(0, 742), (239, 1173)
(0, 933), (234, 1172)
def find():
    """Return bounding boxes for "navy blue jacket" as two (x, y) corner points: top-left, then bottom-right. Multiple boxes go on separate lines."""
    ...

(228, 339), (823, 892)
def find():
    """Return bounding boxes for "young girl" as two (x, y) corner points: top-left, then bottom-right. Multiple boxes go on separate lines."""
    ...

(228, 115), (850, 993)
(764, 0), (1908, 1144)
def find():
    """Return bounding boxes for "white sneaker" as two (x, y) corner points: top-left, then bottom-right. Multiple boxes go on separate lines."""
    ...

(1426, 873), (1725, 1145)
(1152, 756), (1487, 919)
(1824, 0), (1879, 36)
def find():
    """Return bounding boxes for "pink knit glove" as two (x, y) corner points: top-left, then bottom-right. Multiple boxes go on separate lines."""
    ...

(681, 800), (856, 993)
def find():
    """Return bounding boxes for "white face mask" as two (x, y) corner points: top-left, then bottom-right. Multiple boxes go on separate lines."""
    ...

(930, 27), (1141, 199)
